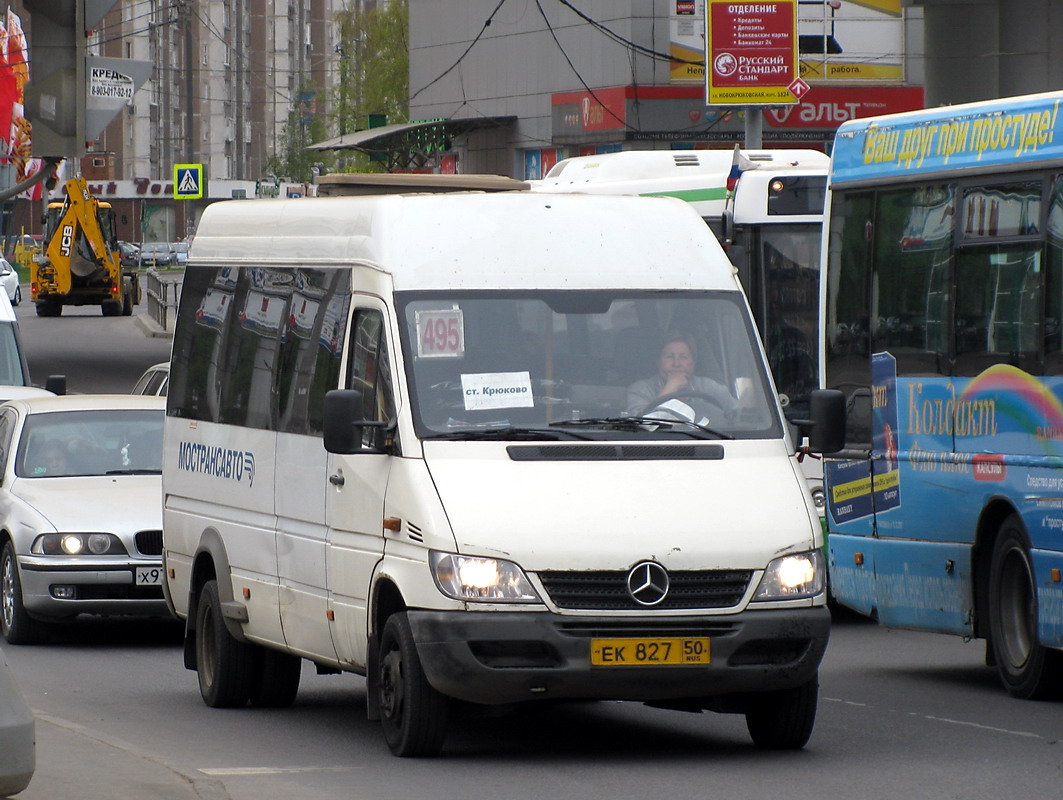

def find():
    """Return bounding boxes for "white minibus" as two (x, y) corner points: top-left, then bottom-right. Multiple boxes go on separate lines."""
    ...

(162, 190), (842, 756)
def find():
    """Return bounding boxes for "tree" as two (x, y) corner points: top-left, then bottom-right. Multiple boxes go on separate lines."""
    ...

(332, 0), (409, 172)
(265, 85), (332, 183)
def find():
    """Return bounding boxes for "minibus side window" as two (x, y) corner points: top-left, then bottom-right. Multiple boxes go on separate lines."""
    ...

(346, 309), (394, 448)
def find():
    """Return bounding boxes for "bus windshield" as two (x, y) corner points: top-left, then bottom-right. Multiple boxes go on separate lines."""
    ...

(397, 290), (782, 441)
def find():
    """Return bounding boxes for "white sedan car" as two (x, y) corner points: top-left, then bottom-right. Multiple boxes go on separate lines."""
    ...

(0, 394), (168, 644)
(0, 257), (20, 306)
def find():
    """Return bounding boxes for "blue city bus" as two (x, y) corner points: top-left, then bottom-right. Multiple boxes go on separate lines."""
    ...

(821, 90), (1063, 699)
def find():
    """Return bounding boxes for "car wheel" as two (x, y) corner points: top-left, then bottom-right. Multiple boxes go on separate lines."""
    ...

(248, 647), (302, 708)
(1, 540), (47, 645)
(102, 300), (122, 317)
(745, 674), (818, 749)
(378, 612), (449, 757)
(12, 285), (20, 306)
(195, 579), (254, 707)
(121, 290), (133, 316)
(988, 516), (1063, 699)
(35, 301), (61, 317)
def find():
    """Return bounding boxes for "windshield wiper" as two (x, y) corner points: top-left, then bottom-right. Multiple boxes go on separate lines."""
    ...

(550, 416), (733, 440)
(422, 426), (595, 441)
(105, 468), (163, 475)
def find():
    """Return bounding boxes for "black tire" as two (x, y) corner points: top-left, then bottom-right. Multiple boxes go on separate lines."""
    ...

(248, 647), (302, 708)
(745, 675), (818, 750)
(122, 290), (133, 316)
(378, 612), (449, 757)
(1, 540), (47, 645)
(195, 579), (254, 707)
(36, 301), (61, 317)
(987, 516), (1063, 699)
(12, 285), (20, 306)
(102, 300), (122, 317)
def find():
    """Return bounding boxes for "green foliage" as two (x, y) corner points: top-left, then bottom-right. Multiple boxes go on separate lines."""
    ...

(332, 0), (409, 172)
(266, 82), (334, 183)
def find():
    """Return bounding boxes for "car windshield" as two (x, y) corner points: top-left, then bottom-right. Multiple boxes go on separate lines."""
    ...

(143, 244), (167, 253)
(398, 290), (782, 441)
(15, 409), (164, 478)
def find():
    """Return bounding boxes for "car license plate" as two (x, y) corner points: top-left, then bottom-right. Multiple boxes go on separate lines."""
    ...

(590, 637), (710, 666)
(135, 566), (163, 586)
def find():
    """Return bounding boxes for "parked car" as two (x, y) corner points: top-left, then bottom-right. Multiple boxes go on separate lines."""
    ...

(171, 241), (189, 267)
(0, 257), (20, 306)
(131, 361), (168, 397)
(0, 394), (168, 644)
(139, 242), (175, 268)
(0, 648), (34, 795)
(117, 241), (141, 269)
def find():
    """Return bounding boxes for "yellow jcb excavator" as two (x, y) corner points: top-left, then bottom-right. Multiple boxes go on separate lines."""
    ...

(31, 176), (141, 317)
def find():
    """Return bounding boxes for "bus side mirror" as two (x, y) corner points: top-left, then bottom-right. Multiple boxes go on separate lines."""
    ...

(790, 389), (846, 455)
(323, 389), (389, 454)
(808, 389), (846, 454)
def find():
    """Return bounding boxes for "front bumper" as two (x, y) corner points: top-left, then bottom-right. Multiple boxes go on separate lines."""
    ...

(409, 606), (830, 706)
(17, 556), (168, 620)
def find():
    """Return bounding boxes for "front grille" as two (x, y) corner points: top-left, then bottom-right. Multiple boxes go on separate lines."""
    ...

(135, 530), (163, 556)
(538, 569), (752, 611)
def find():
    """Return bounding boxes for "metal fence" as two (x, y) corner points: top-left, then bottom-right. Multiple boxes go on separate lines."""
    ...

(144, 269), (183, 332)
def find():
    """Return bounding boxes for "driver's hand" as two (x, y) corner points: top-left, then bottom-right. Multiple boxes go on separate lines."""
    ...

(660, 373), (689, 395)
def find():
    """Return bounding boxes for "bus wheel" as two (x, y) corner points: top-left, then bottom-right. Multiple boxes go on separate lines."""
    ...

(377, 612), (449, 757)
(248, 647), (302, 708)
(195, 579), (253, 707)
(988, 517), (1063, 699)
(744, 674), (818, 749)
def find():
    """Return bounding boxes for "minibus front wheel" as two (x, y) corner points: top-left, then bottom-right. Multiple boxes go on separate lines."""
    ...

(378, 612), (449, 757)
(196, 579), (254, 707)
(744, 673), (818, 749)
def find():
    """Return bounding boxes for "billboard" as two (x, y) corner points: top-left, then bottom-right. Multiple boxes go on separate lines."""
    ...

(705, 1), (800, 105)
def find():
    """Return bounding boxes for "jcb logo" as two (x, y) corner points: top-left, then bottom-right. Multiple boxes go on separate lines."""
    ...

(59, 224), (74, 258)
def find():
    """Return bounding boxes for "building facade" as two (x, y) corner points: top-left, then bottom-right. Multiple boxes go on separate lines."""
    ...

(406, 0), (1063, 179)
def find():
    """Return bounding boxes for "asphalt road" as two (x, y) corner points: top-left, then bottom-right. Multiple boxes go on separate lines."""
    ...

(14, 291), (172, 394)
(4, 612), (1063, 800)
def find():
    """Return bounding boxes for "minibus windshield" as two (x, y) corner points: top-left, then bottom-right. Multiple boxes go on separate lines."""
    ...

(398, 290), (782, 440)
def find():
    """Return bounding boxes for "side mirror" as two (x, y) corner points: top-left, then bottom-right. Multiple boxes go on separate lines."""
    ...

(789, 389), (846, 454)
(323, 389), (389, 454)
(808, 389), (846, 454)
(45, 375), (67, 396)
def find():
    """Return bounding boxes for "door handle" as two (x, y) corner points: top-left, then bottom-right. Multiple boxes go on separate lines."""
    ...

(329, 472), (345, 486)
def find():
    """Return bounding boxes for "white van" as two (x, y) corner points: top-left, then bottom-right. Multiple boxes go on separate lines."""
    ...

(162, 191), (841, 757)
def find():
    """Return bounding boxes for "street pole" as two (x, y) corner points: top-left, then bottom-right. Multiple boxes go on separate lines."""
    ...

(744, 107), (763, 149)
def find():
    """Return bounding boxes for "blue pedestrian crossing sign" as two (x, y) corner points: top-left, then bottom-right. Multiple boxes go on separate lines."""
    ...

(174, 164), (204, 200)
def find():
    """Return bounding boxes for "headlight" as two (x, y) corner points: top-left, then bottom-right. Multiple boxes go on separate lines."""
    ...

(32, 533), (128, 556)
(752, 550), (824, 601)
(430, 551), (541, 603)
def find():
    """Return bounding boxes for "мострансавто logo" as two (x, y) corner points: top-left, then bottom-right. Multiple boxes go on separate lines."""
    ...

(177, 441), (256, 487)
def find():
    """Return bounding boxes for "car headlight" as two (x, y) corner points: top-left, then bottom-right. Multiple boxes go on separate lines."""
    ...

(32, 533), (128, 556)
(430, 551), (540, 603)
(752, 550), (824, 601)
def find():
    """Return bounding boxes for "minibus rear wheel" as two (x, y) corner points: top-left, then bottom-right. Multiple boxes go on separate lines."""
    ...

(196, 579), (253, 707)
(378, 612), (449, 757)
(744, 674), (818, 749)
